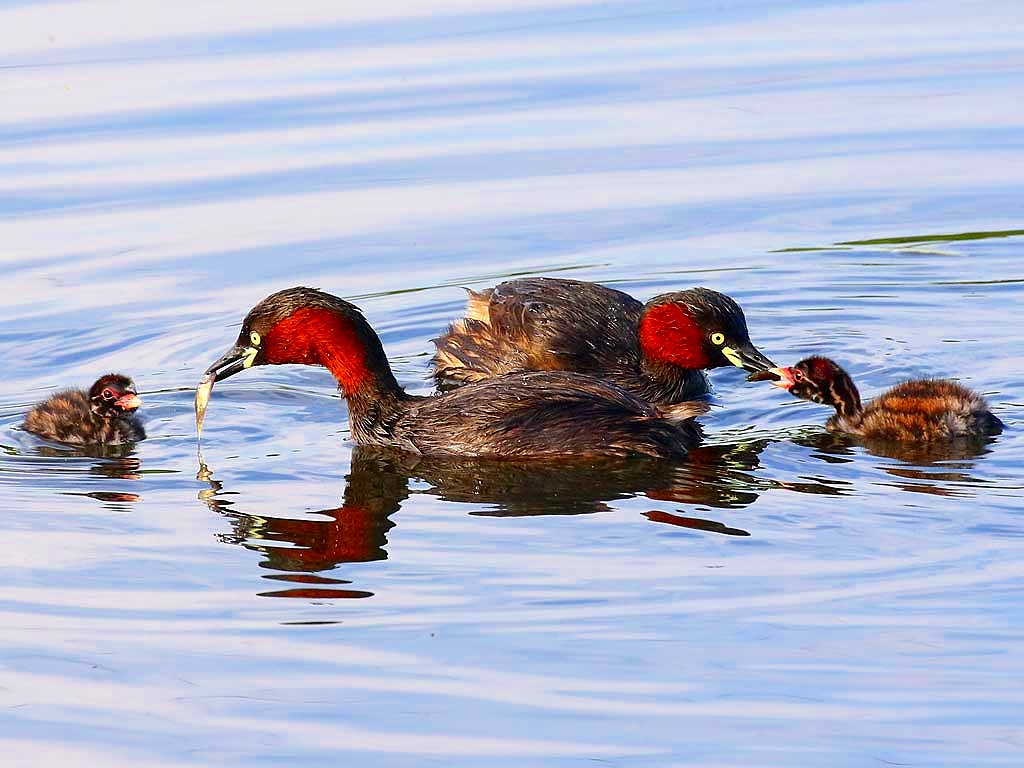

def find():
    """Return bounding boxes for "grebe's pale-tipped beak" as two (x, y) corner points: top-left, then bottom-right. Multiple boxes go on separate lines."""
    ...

(203, 343), (257, 384)
(723, 342), (775, 374)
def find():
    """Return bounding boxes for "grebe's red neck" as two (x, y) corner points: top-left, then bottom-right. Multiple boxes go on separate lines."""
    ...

(263, 305), (402, 398)
(637, 302), (712, 371)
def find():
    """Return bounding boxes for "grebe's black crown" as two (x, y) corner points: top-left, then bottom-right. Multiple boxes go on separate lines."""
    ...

(647, 287), (748, 338)
(239, 286), (363, 338)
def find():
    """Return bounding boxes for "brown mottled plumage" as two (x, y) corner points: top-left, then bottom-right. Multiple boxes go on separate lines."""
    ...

(756, 356), (1003, 441)
(430, 277), (775, 404)
(22, 374), (145, 445)
(199, 287), (707, 460)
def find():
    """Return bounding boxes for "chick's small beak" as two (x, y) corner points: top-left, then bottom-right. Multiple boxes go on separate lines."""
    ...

(765, 366), (796, 389)
(203, 344), (257, 383)
(114, 392), (142, 411)
(722, 342), (776, 373)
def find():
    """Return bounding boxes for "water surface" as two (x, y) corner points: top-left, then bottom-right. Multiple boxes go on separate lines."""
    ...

(1, 1), (1023, 765)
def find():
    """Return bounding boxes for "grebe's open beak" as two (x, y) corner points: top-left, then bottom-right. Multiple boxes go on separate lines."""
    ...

(747, 366), (796, 389)
(203, 343), (257, 384)
(722, 342), (775, 374)
(114, 392), (142, 411)
(196, 343), (258, 439)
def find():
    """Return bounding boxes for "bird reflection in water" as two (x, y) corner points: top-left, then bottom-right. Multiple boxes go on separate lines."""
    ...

(200, 450), (407, 600)
(67, 456), (143, 505)
(25, 438), (142, 481)
(795, 430), (999, 497)
(89, 456), (143, 482)
(197, 441), (825, 599)
(31, 441), (140, 462)
(28, 444), (144, 505)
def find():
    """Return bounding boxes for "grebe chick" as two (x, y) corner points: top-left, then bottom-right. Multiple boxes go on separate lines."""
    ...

(22, 374), (145, 445)
(754, 356), (1003, 441)
(197, 287), (707, 460)
(431, 277), (775, 403)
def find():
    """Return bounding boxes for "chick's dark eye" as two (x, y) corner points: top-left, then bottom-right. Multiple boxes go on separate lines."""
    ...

(101, 388), (115, 400)
(793, 370), (804, 382)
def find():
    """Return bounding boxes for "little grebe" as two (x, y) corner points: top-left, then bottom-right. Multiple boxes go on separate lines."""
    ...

(197, 287), (707, 459)
(754, 356), (1003, 441)
(431, 277), (775, 403)
(22, 374), (145, 445)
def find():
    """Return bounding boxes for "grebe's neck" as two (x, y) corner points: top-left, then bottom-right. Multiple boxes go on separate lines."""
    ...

(637, 302), (709, 372)
(631, 361), (710, 402)
(264, 304), (405, 402)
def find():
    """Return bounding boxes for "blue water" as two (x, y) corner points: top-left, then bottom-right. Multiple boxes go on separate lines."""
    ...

(1, 1), (1023, 765)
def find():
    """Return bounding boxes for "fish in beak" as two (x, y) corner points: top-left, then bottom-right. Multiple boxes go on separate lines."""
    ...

(747, 366), (796, 388)
(195, 343), (258, 439)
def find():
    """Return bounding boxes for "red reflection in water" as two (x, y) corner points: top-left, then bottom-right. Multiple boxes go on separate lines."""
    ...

(258, 588), (374, 599)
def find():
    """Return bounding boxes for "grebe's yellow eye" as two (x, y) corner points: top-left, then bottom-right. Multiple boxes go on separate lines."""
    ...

(250, 331), (261, 346)
(710, 332), (725, 346)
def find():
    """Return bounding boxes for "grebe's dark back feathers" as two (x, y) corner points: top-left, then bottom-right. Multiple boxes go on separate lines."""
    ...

(432, 278), (643, 385)
(397, 371), (701, 459)
(485, 278), (644, 371)
(431, 317), (532, 387)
